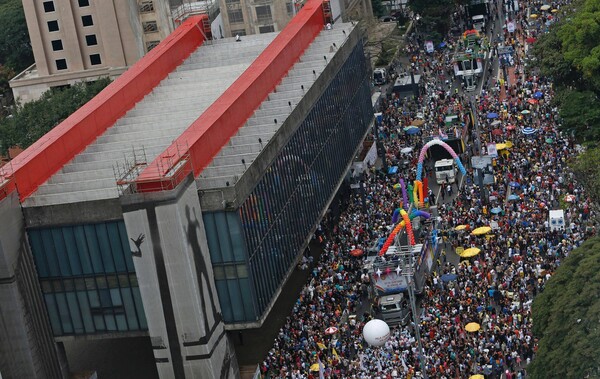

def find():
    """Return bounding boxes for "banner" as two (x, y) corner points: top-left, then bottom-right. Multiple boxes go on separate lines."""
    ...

(425, 41), (434, 53)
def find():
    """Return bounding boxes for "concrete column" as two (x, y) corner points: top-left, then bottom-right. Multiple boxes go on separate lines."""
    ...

(121, 176), (237, 379)
(0, 192), (66, 379)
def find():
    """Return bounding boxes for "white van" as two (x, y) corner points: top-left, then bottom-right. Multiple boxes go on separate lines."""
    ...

(435, 159), (457, 184)
(549, 209), (565, 231)
(472, 15), (486, 32)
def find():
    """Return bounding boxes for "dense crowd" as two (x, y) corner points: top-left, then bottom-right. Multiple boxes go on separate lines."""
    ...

(260, 0), (595, 378)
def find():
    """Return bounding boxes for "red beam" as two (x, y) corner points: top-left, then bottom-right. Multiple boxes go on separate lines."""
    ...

(0, 16), (210, 202)
(134, 0), (326, 192)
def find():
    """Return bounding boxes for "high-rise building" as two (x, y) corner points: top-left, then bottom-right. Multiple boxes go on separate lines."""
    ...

(10, 0), (217, 103)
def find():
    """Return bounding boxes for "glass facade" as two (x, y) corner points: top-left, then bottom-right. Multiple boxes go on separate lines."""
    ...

(236, 41), (373, 317)
(203, 212), (257, 322)
(28, 221), (147, 336)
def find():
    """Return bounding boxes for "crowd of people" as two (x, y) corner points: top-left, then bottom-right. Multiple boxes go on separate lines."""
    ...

(260, 0), (596, 378)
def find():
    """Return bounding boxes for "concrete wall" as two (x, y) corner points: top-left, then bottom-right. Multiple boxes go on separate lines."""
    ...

(199, 24), (363, 210)
(0, 192), (66, 378)
(121, 176), (237, 379)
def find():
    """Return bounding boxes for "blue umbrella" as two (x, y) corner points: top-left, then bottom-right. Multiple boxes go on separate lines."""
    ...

(405, 126), (420, 135)
(441, 274), (458, 282)
(487, 112), (499, 119)
(439, 42), (447, 48)
(491, 207), (502, 214)
(508, 194), (520, 201)
(533, 91), (543, 99)
(509, 181), (520, 188)
(522, 127), (537, 135)
(388, 166), (399, 174)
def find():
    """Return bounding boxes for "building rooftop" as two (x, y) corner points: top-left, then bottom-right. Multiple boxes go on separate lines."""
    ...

(23, 23), (354, 207)
(24, 33), (276, 207)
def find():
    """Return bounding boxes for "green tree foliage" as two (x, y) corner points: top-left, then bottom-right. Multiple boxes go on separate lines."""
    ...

(0, 78), (112, 153)
(553, 89), (600, 141)
(408, 0), (456, 39)
(532, 0), (600, 141)
(530, 237), (600, 379)
(571, 147), (600, 200)
(0, 0), (33, 73)
(371, 0), (386, 18)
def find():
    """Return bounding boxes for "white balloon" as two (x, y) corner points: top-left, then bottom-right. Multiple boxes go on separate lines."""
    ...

(362, 319), (390, 347)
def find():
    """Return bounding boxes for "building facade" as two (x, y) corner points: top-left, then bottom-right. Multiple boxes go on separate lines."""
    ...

(10, 0), (219, 103)
(0, 2), (374, 377)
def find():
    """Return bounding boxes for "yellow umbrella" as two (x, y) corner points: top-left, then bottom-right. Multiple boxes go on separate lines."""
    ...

(472, 226), (492, 236)
(465, 322), (481, 332)
(317, 342), (326, 350)
(504, 140), (513, 148)
(530, 13), (538, 18)
(455, 224), (468, 231)
(310, 363), (323, 371)
(540, 4), (551, 11)
(411, 119), (425, 126)
(469, 375), (485, 379)
(551, 8), (559, 13)
(496, 143), (507, 150)
(460, 247), (481, 258)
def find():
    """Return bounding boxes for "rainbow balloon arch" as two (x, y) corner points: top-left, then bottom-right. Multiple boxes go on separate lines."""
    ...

(379, 139), (467, 256)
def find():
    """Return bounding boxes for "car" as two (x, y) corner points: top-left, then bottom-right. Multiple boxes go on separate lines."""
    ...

(379, 16), (396, 22)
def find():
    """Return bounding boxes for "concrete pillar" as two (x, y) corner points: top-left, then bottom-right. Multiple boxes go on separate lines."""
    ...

(121, 176), (237, 379)
(0, 192), (66, 379)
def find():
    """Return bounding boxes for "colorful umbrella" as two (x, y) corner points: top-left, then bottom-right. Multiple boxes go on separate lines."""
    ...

(522, 127), (536, 135)
(506, 124), (516, 131)
(530, 13), (538, 18)
(540, 4), (551, 11)
(527, 98), (538, 105)
(405, 126), (420, 135)
(508, 194), (520, 201)
(401, 147), (414, 154)
(455, 224), (468, 231)
(490, 120), (501, 126)
(533, 91), (544, 99)
(487, 112), (499, 119)
(310, 363), (323, 371)
(496, 143), (507, 150)
(565, 194), (576, 203)
(469, 375), (485, 379)
(546, 138), (554, 144)
(460, 247), (481, 258)
(350, 249), (364, 257)
(551, 8), (558, 13)
(411, 119), (425, 126)
(472, 226), (492, 236)
(324, 326), (338, 335)
(492, 129), (503, 136)
(505, 140), (513, 148)
(465, 322), (481, 332)
(521, 110), (531, 114)
(441, 273), (458, 282)
(509, 181), (520, 188)
(491, 207), (502, 214)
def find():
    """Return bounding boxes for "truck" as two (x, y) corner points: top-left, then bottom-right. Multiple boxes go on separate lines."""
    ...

(435, 159), (457, 184)
(472, 14), (486, 32)
(377, 293), (410, 326)
(373, 68), (387, 85)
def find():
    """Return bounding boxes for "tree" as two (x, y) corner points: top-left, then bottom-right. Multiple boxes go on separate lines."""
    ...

(571, 147), (600, 201)
(0, 78), (112, 154)
(529, 236), (600, 379)
(371, 0), (386, 18)
(408, 0), (457, 38)
(532, 0), (600, 141)
(0, 0), (33, 73)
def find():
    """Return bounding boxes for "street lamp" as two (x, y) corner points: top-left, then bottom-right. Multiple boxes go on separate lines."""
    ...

(396, 242), (429, 378)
